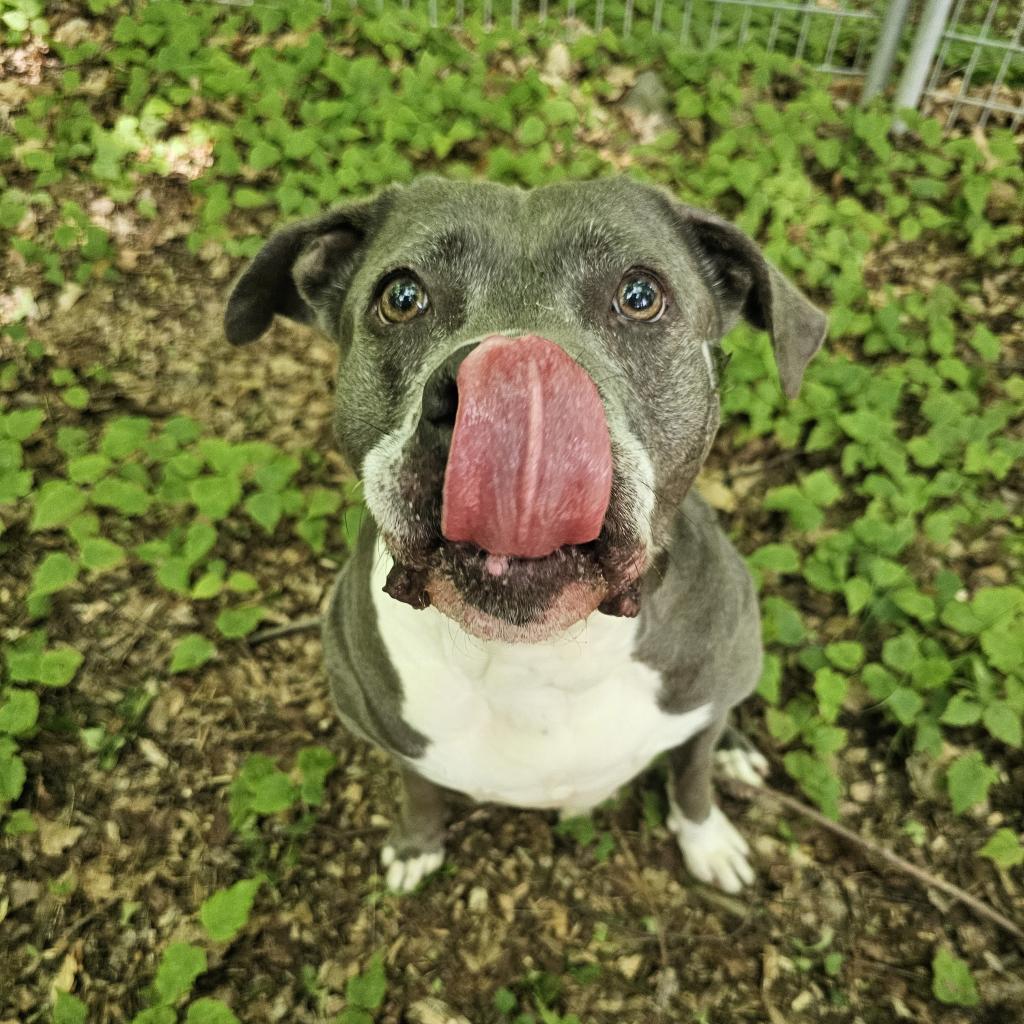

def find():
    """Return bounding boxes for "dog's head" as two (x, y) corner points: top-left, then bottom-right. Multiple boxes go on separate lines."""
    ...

(226, 177), (825, 642)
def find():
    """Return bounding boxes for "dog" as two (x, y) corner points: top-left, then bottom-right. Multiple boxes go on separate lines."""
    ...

(225, 177), (826, 894)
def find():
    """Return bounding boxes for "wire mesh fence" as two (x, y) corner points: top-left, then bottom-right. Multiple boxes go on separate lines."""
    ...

(921, 0), (1024, 130)
(208, 0), (1024, 131)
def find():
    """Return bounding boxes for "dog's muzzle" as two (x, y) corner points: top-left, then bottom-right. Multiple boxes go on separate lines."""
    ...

(438, 334), (613, 559)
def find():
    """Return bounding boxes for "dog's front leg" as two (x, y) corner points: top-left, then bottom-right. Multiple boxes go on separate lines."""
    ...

(666, 718), (754, 893)
(380, 762), (447, 893)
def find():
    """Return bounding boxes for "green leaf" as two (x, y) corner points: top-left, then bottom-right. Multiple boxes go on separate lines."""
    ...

(763, 484), (823, 531)
(162, 416), (202, 445)
(843, 577), (871, 615)
(91, 478), (152, 516)
(494, 987), (518, 1014)
(226, 571), (258, 594)
(80, 537), (125, 571)
(0, 739), (26, 803)
(891, 587), (936, 623)
(968, 324), (1001, 361)
(249, 770), (297, 814)
(516, 115), (546, 147)
(184, 522), (218, 565)
(200, 877), (263, 943)
(36, 647), (84, 687)
(982, 702), (1022, 748)
(346, 953), (387, 1011)
(295, 515), (328, 553)
(298, 745), (336, 806)
(52, 991), (88, 1024)
(824, 641), (863, 672)
(169, 634), (216, 674)
(1, 407), (44, 440)
(189, 474), (242, 520)
(756, 654), (782, 705)
(0, 688), (39, 735)
(30, 552), (79, 599)
(253, 455), (299, 492)
(801, 469), (841, 507)
(981, 621), (1024, 675)
(191, 570), (224, 600)
(761, 596), (805, 646)
(31, 481), (88, 531)
(61, 386), (90, 410)
(748, 543), (799, 574)
(886, 687), (924, 726)
(947, 752), (998, 815)
(186, 1000), (241, 1024)
(4, 808), (36, 835)
(157, 557), (191, 594)
(979, 828), (1024, 869)
(813, 668), (847, 723)
(153, 942), (207, 1005)
(215, 606), (266, 639)
(100, 416), (152, 458)
(783, 750), (840, 818)
(130, 1008), (176, 1024)
(68, 453), (112, 484)
(931, 948), (979, 1007)
(940, 693), (982, 727)
(244, 490), (283, 534)
(335, 1011), (373, 1024)
(305, 488), (341, 519)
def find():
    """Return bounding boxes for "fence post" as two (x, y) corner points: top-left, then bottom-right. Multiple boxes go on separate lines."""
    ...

(891, 0), (956, 132)
(861, 0), (913, 105)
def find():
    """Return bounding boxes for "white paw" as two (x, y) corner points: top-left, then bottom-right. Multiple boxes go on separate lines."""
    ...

(714, 745), (769, 787)
(667, 803), (754, 894)
(380, 844), (445, 893)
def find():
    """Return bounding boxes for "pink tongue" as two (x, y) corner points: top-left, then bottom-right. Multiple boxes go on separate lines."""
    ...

(441, 334), (613, 559)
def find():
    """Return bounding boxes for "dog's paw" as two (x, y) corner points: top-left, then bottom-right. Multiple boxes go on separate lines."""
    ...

(380, 844), (445, 894)
(714, 745), (769, 787)
(667, 804), (754, 894)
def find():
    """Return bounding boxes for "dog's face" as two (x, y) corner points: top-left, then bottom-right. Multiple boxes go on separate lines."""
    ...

(227, 177), (825, 642)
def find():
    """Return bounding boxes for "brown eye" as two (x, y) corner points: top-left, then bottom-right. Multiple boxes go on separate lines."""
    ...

(614, 273), (665, 322)
(378, 275), (429, 323)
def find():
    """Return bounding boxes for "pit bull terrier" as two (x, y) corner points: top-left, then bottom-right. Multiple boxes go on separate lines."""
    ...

(225, 177), (826, 894)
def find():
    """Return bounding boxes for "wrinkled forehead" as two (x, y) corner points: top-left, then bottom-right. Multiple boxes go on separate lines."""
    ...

(363, 179), (694, 280)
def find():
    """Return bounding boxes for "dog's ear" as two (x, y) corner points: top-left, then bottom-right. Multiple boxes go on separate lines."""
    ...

(224, 193), (393, 345)
(675, 205), (827, 398)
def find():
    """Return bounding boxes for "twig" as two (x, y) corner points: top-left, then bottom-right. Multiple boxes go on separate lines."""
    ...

(247, 616), (322, 645)
(724, 779), (1024, 944)
(727, 450), (802, 478)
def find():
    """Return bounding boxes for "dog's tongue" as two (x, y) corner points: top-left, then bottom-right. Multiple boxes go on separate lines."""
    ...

(441, 334), (612, 559)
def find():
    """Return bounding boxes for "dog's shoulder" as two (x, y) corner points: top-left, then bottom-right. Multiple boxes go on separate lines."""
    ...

(635, 491), (762, 714)
(322, 516), (429, 758)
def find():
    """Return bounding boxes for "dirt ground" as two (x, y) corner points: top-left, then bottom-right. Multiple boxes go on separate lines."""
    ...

(2, 207), (1023, 1022)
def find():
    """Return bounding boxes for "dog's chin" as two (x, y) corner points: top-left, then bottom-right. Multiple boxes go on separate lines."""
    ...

(427, 546), (608, 643)
(383, 538), (647, 644)
(426, 573), (606, 643)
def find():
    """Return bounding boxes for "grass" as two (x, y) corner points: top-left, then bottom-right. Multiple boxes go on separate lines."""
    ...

(1, 1), (1022, 1021)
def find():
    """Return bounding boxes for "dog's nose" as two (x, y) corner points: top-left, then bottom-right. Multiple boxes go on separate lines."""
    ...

(417, 342), (478, 447)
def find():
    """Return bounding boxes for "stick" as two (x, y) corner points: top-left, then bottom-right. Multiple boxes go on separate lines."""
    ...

(724, 778), (1024, 943)
(247, 616), (322, 645)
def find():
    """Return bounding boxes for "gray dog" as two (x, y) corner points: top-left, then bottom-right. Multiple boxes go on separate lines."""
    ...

(225, 177), (826, 894)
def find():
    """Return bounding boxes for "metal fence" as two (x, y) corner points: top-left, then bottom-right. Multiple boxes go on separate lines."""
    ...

(216, 0), (1024, 131)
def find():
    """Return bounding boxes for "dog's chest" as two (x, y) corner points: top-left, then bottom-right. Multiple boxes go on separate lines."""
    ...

(371, 555), (712, 813)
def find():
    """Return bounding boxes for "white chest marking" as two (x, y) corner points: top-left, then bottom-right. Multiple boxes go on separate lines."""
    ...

(370, 549), (712, 814)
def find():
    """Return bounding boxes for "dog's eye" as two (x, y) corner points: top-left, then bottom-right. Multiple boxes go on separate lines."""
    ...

(378, 275), (429, 324)
(614, 273), (665, 322)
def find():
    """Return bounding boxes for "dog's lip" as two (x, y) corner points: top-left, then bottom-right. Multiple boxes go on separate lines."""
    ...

(381, 530), (648, 618)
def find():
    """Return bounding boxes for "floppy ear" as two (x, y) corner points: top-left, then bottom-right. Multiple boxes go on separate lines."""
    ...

(224, 192), (393, 345)
(676, 205), (827, 398)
